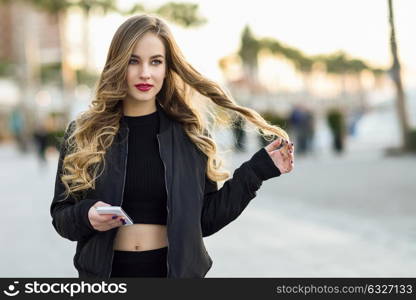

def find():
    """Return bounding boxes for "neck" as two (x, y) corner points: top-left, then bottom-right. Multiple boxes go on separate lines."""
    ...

(123, 98), (157, 117)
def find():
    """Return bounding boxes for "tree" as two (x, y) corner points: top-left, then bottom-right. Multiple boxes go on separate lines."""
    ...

(155, 2), (206, 27)
(236, 30), (384, 110)
(238, 26), (261, 83)
(387, 0), (411, 150)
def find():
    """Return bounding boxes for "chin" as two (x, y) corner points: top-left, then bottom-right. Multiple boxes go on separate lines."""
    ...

(132, 95), (155, 102)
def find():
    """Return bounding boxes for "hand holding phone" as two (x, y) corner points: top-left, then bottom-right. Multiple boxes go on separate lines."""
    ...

(95, 206), (133, 225)
(87, 201), (133, 231)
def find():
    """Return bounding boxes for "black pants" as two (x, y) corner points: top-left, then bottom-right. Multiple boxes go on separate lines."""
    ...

(110, 247), (168, 278)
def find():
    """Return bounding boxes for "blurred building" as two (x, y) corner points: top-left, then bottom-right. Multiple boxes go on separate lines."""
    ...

(0, 5), (13, 61)
(0, 1), (62, 141)
(0, 1), (61, 64)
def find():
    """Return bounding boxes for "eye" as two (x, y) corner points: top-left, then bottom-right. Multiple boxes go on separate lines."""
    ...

(128, 59), (138, 65)
(152, 59), (163, 65)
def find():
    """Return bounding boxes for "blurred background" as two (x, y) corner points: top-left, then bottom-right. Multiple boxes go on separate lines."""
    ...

(0, 0), (415, 277)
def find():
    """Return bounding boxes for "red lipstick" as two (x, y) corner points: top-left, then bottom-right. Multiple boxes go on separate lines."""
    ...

(134, 83), (153, 91)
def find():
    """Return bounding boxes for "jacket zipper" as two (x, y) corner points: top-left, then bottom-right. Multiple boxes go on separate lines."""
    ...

(157, 133), (170, 278)
(108, 126), (129, 279)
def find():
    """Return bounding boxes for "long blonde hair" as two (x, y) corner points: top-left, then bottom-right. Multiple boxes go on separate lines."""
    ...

(61, 14), (289, 200)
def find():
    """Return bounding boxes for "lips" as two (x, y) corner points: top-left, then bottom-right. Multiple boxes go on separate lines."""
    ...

(134, 83), (153, 91)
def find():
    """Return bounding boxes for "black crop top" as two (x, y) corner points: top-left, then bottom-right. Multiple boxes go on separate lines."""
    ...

(121, 110), (167, 225)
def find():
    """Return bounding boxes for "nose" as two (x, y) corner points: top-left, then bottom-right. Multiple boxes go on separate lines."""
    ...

(139, 64), (151, 80)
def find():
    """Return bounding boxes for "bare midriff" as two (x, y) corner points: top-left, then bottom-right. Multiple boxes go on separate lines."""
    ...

(113, 224), (168, 251)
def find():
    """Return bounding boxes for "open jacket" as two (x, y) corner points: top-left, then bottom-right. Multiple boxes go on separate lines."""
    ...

(50, 102), (281, 278)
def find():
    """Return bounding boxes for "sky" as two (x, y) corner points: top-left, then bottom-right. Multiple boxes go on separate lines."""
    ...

(70, 0), (416, 87)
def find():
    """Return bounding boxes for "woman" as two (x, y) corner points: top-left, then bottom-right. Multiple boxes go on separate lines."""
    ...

(50, 14), (294, 279)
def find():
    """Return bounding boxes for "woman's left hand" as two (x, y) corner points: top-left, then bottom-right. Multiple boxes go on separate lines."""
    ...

(264, 137), (295, 174)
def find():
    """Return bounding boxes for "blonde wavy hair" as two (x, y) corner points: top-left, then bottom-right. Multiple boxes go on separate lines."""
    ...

(61, 14), (289, 200)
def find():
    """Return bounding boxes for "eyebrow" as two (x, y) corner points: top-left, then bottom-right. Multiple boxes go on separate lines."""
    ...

(130, 54), (164, 59)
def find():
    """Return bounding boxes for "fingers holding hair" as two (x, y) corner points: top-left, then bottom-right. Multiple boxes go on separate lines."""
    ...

(265, 137), (288, 153)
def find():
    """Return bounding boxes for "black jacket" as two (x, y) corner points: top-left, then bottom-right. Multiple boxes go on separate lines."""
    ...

(50, 102), (281, 278)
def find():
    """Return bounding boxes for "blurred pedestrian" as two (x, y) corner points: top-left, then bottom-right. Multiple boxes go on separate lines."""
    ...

(32, 120), (49, 167)
(50, 14), (295, 280)
(232, 114), (246, 152)
(347, 108), (364, 137)
(326, 108), (346, 154)
(304, 107), (315, 154)
(8, 106), (28, 153)
(289, 104), (315, 155)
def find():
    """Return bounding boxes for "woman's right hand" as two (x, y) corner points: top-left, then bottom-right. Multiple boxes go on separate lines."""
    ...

(88, 201), (125, 231)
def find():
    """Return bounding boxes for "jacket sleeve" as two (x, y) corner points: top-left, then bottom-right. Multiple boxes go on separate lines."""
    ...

(50, 120), (99, 242)
(201, 147), (281, 237)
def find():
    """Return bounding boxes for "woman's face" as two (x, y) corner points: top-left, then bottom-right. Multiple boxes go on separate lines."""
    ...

(125, 32), (166, 107)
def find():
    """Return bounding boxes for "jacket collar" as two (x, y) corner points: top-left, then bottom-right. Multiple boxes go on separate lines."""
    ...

(156, 100), (173, 135)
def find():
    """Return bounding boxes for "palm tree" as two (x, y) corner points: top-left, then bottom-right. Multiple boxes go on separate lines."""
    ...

(234, 29), (386, 111)
(388, 0), (411, 150)
(154, 2), (206, 27)
(238, 25), (261, 83)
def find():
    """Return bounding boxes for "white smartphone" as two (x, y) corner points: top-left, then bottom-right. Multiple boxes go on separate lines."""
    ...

(95, 206), (133, 225)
